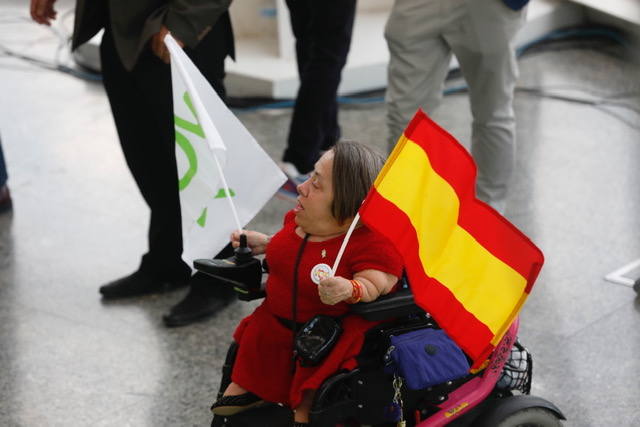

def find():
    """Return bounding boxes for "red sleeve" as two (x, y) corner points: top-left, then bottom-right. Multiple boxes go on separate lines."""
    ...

(347, 228), (404, 278)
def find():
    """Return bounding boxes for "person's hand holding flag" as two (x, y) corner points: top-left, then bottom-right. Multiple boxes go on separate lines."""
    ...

(152, 26), (183, 63)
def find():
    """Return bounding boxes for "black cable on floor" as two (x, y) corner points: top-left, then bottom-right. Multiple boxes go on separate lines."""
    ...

(0, 11), (101, 81)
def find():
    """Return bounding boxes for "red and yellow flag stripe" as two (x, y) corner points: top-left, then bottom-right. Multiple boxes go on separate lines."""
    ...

(360, 111), (543, 367)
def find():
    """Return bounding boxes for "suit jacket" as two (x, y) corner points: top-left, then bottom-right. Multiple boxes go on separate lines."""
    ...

(71, 0), (233, 71)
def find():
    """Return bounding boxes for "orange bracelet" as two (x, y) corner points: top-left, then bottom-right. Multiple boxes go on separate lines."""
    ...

(354, 280), (363, 301)
(347, 279), (362, 304)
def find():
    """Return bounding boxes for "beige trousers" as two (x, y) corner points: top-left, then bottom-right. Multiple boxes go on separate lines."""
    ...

(385, 0), (526, 213)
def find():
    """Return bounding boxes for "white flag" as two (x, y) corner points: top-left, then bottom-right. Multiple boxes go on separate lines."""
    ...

(165, 35), (287, 266)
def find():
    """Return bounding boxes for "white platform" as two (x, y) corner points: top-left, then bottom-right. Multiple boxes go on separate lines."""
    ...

(224, 0), (579, 98)
(224, 0), (639, 98)
(573, 0), (640, 26)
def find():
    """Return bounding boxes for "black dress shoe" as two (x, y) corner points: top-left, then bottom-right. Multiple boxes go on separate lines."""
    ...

(162, 272), (236, 327)
(210, 392), (264, 416)
(0, 185), (12, 214)
(99, 271), (187, 299)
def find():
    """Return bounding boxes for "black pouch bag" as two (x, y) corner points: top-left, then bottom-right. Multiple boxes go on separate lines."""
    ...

(294, 314), (342, 366)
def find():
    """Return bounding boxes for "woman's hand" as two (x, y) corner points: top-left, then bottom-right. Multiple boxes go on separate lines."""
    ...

(318, 276), (353, 305)
(230, 229), (270, 255)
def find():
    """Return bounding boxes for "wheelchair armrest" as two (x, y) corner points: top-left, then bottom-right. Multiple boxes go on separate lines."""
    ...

(351, 289), (424, 321)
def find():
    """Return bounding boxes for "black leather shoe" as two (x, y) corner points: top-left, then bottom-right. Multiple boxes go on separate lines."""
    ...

(99, 271), (187, 299)
(0, 185), (12, 214)
(162, 273), (236, 327)
(211, 392), (264, 416)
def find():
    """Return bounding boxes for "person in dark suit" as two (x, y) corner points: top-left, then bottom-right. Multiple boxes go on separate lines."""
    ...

(30, 0), (237, 323)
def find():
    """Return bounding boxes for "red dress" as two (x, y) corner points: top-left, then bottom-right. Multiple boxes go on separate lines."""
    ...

(231, 211), (403, 408)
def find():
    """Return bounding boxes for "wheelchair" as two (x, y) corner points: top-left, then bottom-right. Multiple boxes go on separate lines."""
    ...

(195, 238), (565, 427)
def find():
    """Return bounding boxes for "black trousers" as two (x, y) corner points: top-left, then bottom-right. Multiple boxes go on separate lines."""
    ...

(100, 14), (233, 281)
(0, 137), (7, 187)
(282, 0), (357, 174)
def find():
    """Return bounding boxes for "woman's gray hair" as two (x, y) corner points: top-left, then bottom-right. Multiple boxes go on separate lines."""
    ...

(331, 140), (385, 224)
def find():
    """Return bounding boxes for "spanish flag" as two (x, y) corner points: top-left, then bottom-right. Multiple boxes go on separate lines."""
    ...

(359, 110), (543, 369)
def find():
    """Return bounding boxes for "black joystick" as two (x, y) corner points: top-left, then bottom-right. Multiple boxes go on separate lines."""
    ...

(193, 234), (264, 300)
(234, 234), (253, 263)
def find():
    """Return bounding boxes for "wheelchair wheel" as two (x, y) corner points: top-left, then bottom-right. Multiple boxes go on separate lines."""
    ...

(495, 407), (563, 427)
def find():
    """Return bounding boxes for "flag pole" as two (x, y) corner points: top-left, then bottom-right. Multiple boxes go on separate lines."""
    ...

(211, 154), (242, 232)
(331, 212), (360, 276)
(165, 34), (242, 232)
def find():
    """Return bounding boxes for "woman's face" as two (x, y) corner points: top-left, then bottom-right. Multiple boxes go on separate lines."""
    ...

(294, 150), (344, 236)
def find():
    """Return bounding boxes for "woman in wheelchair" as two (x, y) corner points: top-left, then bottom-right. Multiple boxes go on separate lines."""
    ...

(210, 141), (403, 426)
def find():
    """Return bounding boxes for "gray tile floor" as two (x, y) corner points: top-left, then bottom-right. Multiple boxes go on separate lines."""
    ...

(1, 2), (640, 426)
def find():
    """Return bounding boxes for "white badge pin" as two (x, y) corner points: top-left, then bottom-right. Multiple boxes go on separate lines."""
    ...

(310, 263), (332, 285)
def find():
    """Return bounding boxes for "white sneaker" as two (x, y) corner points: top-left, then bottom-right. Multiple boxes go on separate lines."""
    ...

(280, 162), (309, 184)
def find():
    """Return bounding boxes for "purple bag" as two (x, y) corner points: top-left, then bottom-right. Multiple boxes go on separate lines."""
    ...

(384, 328), (470, 390)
